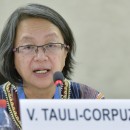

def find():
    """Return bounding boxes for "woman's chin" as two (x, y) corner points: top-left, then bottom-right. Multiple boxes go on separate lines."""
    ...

(33, 81), (54, 89)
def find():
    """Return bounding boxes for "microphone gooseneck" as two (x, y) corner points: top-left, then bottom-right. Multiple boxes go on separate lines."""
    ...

(53, 71), (64, 99)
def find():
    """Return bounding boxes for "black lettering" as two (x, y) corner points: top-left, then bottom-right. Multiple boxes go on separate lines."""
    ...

(75, 109), (79, 120)
(128, 109), (130, 120)
(111, 109), (118, 120)
(93, 109), (101, 121)
(58, 109), (66, 120)
(83, 109), (91, 120)
(102, 109), (111, 121)
(68, 109), (75, 120)
(27, 108), (35, 120)
(41, 108), (48, 120)
(49, 109), (58, 120)
(120, 109), (127, 121)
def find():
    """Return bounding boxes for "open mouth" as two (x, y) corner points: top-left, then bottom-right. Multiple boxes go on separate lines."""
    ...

(33, 69), (50, 74)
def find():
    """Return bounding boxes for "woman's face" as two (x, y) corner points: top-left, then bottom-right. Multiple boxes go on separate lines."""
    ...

(14, 18), (68, 89)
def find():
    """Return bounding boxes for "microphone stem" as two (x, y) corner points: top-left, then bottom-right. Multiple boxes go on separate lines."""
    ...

(54, 84), (62, 99)
(57, 84), (61, 99)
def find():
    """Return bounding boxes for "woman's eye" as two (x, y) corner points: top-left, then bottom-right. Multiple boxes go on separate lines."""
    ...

(47, 44), (57, 49)
(24, 45), (34, 50)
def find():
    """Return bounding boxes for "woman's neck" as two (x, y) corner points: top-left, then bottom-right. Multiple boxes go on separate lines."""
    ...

(23, 85), (55, 99)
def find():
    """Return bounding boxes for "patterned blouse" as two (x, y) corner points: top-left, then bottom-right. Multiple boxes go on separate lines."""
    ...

(0, 79), (104, 130)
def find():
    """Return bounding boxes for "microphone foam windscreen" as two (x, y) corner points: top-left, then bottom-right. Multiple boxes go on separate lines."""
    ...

(53, 71), (64, 83)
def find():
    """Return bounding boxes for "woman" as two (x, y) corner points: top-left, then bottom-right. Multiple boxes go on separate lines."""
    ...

(0, 3), (104, 130)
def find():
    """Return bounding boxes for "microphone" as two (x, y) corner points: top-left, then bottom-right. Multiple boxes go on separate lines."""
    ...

(53, 71), (64, 99)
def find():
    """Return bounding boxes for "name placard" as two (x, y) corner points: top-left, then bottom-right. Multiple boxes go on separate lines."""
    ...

(20, 99), (130, 130)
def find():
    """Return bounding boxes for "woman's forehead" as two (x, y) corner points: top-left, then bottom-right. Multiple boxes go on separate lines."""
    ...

(15, 18), (64, 44)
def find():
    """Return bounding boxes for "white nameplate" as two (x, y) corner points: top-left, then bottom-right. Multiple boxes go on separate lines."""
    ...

(20, 99), (130, 130)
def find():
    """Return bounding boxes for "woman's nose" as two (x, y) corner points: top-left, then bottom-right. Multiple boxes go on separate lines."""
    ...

(33, 47), (48, 61)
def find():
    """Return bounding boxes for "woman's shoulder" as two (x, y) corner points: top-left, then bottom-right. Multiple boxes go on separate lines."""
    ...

(70, 81), (105, 99)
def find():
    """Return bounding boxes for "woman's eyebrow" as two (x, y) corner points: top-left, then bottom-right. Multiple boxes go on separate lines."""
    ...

(45, 32), (59, 39)
(19, 36), (35, 42)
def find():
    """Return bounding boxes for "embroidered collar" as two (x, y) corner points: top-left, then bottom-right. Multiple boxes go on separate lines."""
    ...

(3, 82), (22, 130)
(17, 79), (71, 99)
(3, 79), (71, 129)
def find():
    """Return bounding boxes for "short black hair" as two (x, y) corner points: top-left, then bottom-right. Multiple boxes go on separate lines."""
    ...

(0, 3), (76, 84)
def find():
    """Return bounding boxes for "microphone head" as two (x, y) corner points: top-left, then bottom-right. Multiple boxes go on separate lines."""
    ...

(53, 71), (64, 83)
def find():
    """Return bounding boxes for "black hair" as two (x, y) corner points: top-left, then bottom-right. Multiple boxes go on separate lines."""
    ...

(0, 3), (76, 84)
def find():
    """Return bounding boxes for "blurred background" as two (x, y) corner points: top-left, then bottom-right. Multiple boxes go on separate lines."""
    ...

(0, 0), (130, 98)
